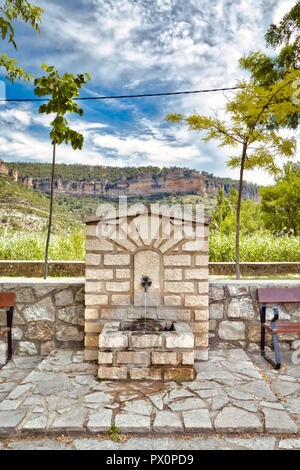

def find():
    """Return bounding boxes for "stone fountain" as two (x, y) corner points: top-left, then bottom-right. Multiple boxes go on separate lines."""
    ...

(83, 204), (210, 381)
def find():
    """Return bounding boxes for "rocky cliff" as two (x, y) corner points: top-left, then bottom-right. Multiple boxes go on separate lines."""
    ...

(21, 169), (259, 200)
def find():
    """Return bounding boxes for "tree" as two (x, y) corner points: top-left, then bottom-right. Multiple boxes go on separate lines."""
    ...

(165, 71), (298, 279)
(0, 0), (43, 83)
(260, 162), (300, 236)
(240, 2), (299, 129)
(34, 63), (91, 279)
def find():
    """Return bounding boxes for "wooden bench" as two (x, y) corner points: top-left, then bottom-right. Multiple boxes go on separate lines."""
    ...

(0, 293), (15, 369)
(258, 287), (300, 370)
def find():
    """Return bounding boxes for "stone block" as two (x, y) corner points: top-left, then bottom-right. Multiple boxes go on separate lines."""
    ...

(164, 281), (194, 293)
(209, 286), (225, 301)
(181, 239), (207, 251)
(85, 294), (108, 306)
(84, 322), (102, 333)
(195, 335), (208, 348)
(99, 333), (128, 349)
(185, 295), (208, 307)
(181, 351), (194, 365)
(164, 295), (182, 306)
(209, 303), (224, 319)
(98, 366), (127, 380)
(218, 321), (245, 340)
(58, 305), (84, 325)
(86, 269), (113, 280)
(165, 333), (194, 349)
(55, 289), (74, 307)
(98, 352), (113, 364)
(85, 253), (101, 266)
(130, 334), (162, 348)
(111, 295), (131, 306)
(191, 322), (209, 334)
(84, 349), (98, 361)
(198, 282), (209, 294)
(116, 269), (130, 279)
(129, 367), (162, 380)
(57, 326), (83, 342)
(248, 325), (263, 343)
(26, 322), (53, 340)
(164, 367), (194, 381)
(195, 254), (209, 266)
(227, 298), (255, 319)
(116, 351), (148, 364)
(163, 255), (191, 266)
(104, 254), (130, 266)
(164, 269), (182, 280)
(194, 310), (209, 321)
(85, 281), (105, 293)
(23, 298), (55, 322)
(86, 238), (113, 251)
(151, 352), (178, 365)
(85, 309), (99, 320)
(184, 268), (208, 280)
(106, 281), (130, 292)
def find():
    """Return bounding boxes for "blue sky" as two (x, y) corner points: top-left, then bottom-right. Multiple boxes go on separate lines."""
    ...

(0, 0), (298, 184)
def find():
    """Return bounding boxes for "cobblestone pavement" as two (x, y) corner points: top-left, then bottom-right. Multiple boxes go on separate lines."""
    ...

(0, 348), (299, 450)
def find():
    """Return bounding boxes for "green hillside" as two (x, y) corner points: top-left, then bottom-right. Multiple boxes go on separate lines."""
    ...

(0, 173), (217, 236)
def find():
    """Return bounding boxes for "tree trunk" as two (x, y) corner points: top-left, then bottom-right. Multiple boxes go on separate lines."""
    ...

(44, 135), (56, 280)
(235, 142), (247, 280)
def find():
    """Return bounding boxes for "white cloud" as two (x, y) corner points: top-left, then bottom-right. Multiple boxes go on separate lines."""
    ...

(2, 0), (297, 185)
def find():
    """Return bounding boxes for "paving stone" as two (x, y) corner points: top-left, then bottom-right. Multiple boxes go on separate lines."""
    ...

(211, 396), (230, 411)
(167, 437), (231, 450)
(148, 392), (165, 410)
(169, 397), (206, 411)
(73, 438), (120, 450)
(115, 412), (150, 433)
(263, 408), (298, 434)
(168, 387), (195, 400)
(214, 406), (263, 433)
(183, 409), (212, 432)
(84, 391), (113, 404)
(278, 438), (300, 450)
(271, 381), (300, 397)
(123, 399), (153, 415)
(153, 411), (182, 433)
(122, 438), (169, 450)
(50, 407), (88, 432)
(7, 439), (73, 450)
(0, 399), (21, 411)
(21, 414), (48, 432)
(34, 376), (73, 396)
(237, 380), (278, 402)
(224, 437), (276, 450)
(86, 408), (113, 432)
(0, 409), (27, 433)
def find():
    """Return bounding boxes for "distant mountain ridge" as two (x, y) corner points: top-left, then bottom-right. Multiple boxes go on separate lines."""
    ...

(2, 161), (260, 200)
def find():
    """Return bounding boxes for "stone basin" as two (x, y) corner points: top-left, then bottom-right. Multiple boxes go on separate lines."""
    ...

(98, 321), (195, 381)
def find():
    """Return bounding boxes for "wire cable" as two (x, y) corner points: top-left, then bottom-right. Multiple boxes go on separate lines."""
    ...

(0, 86), (242, 102)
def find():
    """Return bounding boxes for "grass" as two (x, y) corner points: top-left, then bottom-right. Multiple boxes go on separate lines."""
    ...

(209, 231), (300, 263)
(0, 229), (299, 264)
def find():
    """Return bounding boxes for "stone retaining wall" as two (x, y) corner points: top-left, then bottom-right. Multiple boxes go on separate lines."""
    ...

(209, 281), (300, 353)
(0, 280), (84, 356)
(0, 279), (299, 357)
